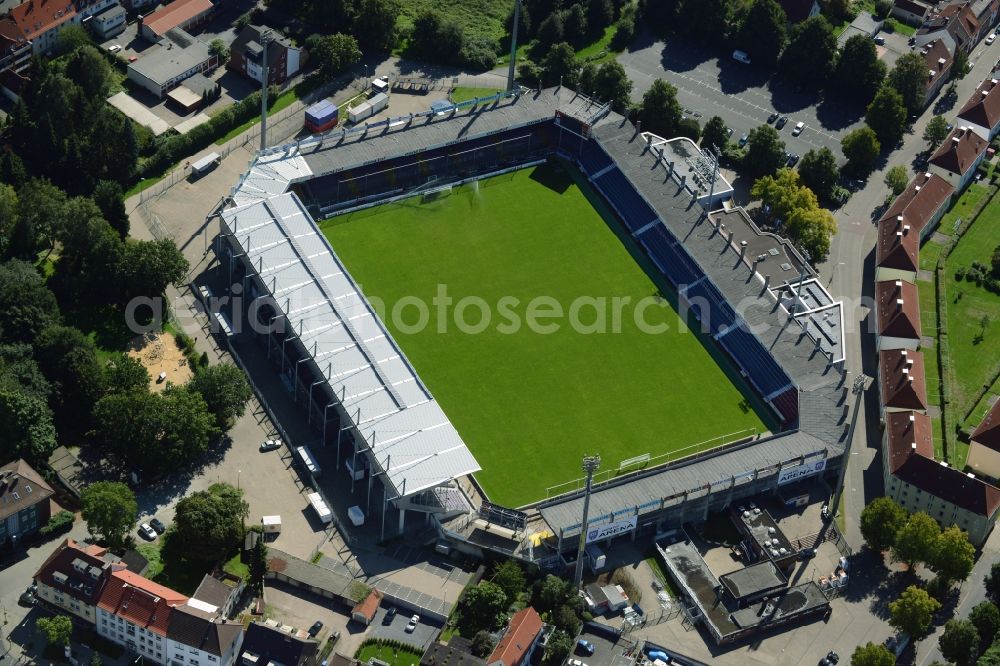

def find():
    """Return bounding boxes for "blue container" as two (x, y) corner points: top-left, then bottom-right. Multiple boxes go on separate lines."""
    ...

(305, 99), (339, 132)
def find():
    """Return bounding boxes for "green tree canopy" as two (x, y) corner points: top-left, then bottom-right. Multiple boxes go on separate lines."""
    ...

(931, 525), (975, 584)
(0, 183), (18, 258)
(737, 0), (787, 67)
(91, 180), (129, 239)
(889, 585), (941, 637)
(172, 483), (248, 563)
(35, 324), (106, 431)
(81, 481), (137, 550)
(860, 496), (908, 551)
(750, 168), (817, 223)
(354, 0), (399, 51)
(884, 165), (909, 196)
(865, 86), (907, 147)
(701, 116), (729, 154)
(592, 61), (632, 112)
(36, 615), (73, 647)
(542, 630), (573, 666)
(188, 363), (253, 430)
(0, 388), (57, 464)
(0, 259), (61, 344)
(679, 0), (730, 40)
(639, 79), (682, 139)
(744, 125), (786, 178)
(492, 560), (526, 603)
(541, 42), (581, 88)
(924, 115), (951, 151)
(888, 52), (927, 115)
(104, 355), (151, 396)
(65, 46), (112, 100)
(779, 15), (837, 83)
(307, 33), (362, 76)
(536, 11), (565, 50)
(986, 562), (1000, 601)
(979, 644), (1000, 666)
(892, 511), (941, 570)
(0, 343), (50, 401)
(461, 581), (509, 634)
(841, 126), (881, 175)
(849, 642), (896, 666)
(938, 618), (980, 666)
(534, 574), (573, 613)
(797, 147), (839, 202)
(788, 205), (837, 261)
(118, 238), (189, 304)
(969, 601), (1000, 645)
(564, 5), (588, 45)
(835, 34), (886, 104)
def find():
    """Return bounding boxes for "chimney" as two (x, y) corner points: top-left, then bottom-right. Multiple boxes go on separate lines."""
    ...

(909, 413), (916, 424)
(911, 442), (917, 450)
(903, 224), (911, 232)
(902, 349), (908, 357)
(763, 274), (771, 289)
(953, 135), (962, 145)
(897, 298), (905, 307)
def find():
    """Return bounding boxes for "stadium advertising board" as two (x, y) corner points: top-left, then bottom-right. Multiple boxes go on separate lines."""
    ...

(586, 517), (637, 543)
(777, 459), (826, 486)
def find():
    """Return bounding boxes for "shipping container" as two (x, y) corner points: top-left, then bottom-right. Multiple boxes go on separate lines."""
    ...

(304, 99), (339, 133)
(307, 492), (333, 524)
(348, 92), (389, 124)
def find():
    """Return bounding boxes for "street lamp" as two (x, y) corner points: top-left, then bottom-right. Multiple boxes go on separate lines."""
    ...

(572, 455), (601, 590)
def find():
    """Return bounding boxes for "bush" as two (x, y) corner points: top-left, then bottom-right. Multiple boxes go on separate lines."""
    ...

(40, 510), (75, 537)
(874, 0), (892, 17)
(610, 15), (635, 50)
(518, 60), (542, 86)
(955, 266), (967, 281)
(461, 36), (499, 71)
(882, 18), (896, 33)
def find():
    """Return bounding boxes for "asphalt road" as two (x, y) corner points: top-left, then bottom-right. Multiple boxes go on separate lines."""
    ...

(618, 31), (863, 158)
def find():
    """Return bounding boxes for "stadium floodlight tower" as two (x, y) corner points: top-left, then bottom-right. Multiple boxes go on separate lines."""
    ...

(259, 29), (273, 152)
(572, 455), (602, 590)
(506, 0), (522, 91)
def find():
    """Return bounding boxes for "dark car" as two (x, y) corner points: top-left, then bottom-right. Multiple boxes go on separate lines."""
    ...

(776, 116), (789, 129)
(308, 621), (323, 637)
(577, 640), (595, 656)
(149, 518), (166, 534)
(767, 112), (779, 124)
(786, 153), (800, 167)
(798, 547), (816, 560)
(18, 589), (36, 606)
(819, 651), (840, 665)
(383, 607), (397, 625)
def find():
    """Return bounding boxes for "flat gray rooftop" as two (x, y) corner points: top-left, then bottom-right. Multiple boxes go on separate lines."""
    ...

(647, 135), (733, 200)
(729, 582), (829, 629)
(718, 560), (787, 600)
(735, 507), (794, 558)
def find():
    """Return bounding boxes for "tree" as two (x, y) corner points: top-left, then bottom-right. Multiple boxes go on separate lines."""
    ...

(409, 11), (443, 58)
(172, 483), (248, 562)
(552, 604), (581, 635)
(939, 619), (980, 666)
(309, 34), (362, 76)
(787, 205), (837, 261)
(931, 525), (975, 584)
(889, 585), (941, 637)
(492, 560), (526, 603)
(751, 168), (818, 223)
(779, 15), (837, 83)
(639, 79), (682, 138)
(797, 147), (839, 202)
(541, 42), (580, 88)
(953, 48), (970, 80)
(535, 574), (572, 612)
(592, 61), (632, 112)
(586, 0), (615, 33)
(542, 630), (573, 666)
(702, 116), (729, 154)
(81, 481), (137, 550)
(679, 0), (730, 40)
(0, 181), (17, 259)
(849, 642), (896, 666)
(248, 533), (268, 593)
(835, 34), (886, 104)
(118, 238), (189, 304)
(57, 25), (91, 54)
(35, 325), (105, 430)
(884, 165), (909, 196)
(564, 4), (588, 45)
(677, 117), (701, 141)
(14, 178), (68, 256)
(104, 355), (150, 395)
(969, 601), (1000, 644)
(841, 127), (881, 175)
(860, 497), (907, 551)
(0, 388), (57, 464)
(208, 38), (230, 64)
(892, 511), (941, 570)
(471, 631), (495, 658)
(536, 11), (565, 50)
(986, 562), (1000, 601)
(188, 363), (253, 430)
(744, 125), (786, 178)
(0, 343), (50, 401)
(0, 260), (61, 344)
(888, 52), (929, 115)
(866, 86), (907, 147)
(91, 180), (129, 238)
(354, 0), (399, 51)
(923, 115), (950, 151)
(36, 615), (73, 647)
(579, 62), (597, 95)
(980, 644), (1000, 666)
(992, 245), (1000, 278)
(65, 46), (112, 100)
(461, 581), (508, 634)
(738, 0), (787, 67)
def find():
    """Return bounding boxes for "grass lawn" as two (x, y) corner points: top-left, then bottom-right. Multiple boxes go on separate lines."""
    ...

(939, 184), (989, 237)
(136, 541), (206, 596)
(320, 164), (768, 506)
(885, 19), (917, 36)
(450, 87), (503, 104)
(223, 551), (249, 579)
(355, 643), (423, 666)
(919, 237), (946, 272)
(395, 0), (513, 49)
(576, 24), (618, 62)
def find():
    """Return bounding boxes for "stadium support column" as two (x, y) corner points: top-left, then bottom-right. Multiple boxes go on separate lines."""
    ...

(573, 456), (601, 590)
(506, 0), (521, 92)
(831, 375), (868, 521)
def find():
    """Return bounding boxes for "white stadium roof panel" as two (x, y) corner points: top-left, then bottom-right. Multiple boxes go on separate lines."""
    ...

(221, 191), (480, 498)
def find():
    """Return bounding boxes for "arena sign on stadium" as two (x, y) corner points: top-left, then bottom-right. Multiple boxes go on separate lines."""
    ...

(587, 517), (637, 543)
(777, 459), (827, 486)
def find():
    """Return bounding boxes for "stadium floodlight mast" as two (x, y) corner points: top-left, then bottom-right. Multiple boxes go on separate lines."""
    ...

(259, 29), (273, 152)
(572, 455), (602, 590)
(506, 0), (522, 92)
(830, 374), (868, 520)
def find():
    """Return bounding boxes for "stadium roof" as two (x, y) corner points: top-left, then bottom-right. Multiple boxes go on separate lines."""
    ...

(220, 190), (480, 498)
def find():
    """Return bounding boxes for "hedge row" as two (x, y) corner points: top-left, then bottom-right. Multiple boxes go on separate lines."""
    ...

(39, 510), (75, 538)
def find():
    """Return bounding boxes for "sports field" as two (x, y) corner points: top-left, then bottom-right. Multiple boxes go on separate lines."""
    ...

(320, 164), (768, 506)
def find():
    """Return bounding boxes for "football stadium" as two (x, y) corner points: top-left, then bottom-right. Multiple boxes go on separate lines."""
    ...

(214, 87), (850, 565)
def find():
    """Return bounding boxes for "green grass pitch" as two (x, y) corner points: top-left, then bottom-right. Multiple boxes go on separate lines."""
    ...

(319, 164), (770, 506)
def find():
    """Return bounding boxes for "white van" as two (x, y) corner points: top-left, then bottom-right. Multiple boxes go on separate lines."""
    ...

(732, 50), (751, 64)
(792, 121), (805, 136)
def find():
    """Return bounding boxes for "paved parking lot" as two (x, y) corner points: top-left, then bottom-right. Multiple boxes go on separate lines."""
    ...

(264, 580), (368, 655)
(618, 32), (863, 160)
(368, 606), (440, 651)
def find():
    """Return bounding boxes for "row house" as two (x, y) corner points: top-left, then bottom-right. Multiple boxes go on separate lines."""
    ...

(969, 400), (1000, 477)
(875, 171), (954, 283)
(918, 37), (955, 106)
(9, 0), (121, 55)
(878, 349), (929, 420)
(956, 76), (1000, 140)
(929, 125), (989, 190)
(34, 539), (121, 623)
(875, 279), (922, 351)
(97, 570), (187, 664)
(0, 459), (54, 547)
(882, 411), (1000, 546)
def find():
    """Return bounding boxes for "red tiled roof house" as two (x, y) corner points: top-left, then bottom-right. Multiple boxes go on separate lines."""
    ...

(34, 539), (121, 624)
(875, 279), (922, 351)
(875, 172), (954, 282)
(929, 126), (989, 190)
(969, 400), (1000, 478)
(957, 76), (1000, 140)
(97, 570), (188, 664)
(486, 608), (544, 666)
(878, 349), (928, 419)
(883, 411), (1000, 546)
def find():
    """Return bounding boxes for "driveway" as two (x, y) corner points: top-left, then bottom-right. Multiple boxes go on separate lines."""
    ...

(368, 606), (440, 651)
(617, 31), (862, 159)
(264, 580), (368, 655)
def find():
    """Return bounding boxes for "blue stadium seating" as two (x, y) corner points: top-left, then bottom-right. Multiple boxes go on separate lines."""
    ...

(770, 386), (799, 426)
(719, 325), (791, 397)
(593, 168), (658, 233)
(638, 225), (701, 287)
(578, 140), (613, 176)
(684, 280), (736, 332)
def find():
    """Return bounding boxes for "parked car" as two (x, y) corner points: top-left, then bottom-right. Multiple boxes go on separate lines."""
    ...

(874, 35), (885, 45)
(726, 127), (733, 137)
(107, 44), (122, 53)
(260, 439), (282, 452)
(138, 523), (157, 540)
(989, 34), (997, 45)
(738, 134), (749, 147)
(786, 153), (800, 166)
(577, 640), (595, 656)
(885, 634), (910, 657)
(767, 112), (779, 124)
(149, 518), (166, 534)
(383, 607), (397, 625)
(792, 121), (805, 136)
(405, 615), (420, 632)
(18, 588), (36, 606)
(798, 547), (816, 560)
(776, 116), (789, 129)
(820, 651), (839, 665)
(308, 621), (323, 637)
